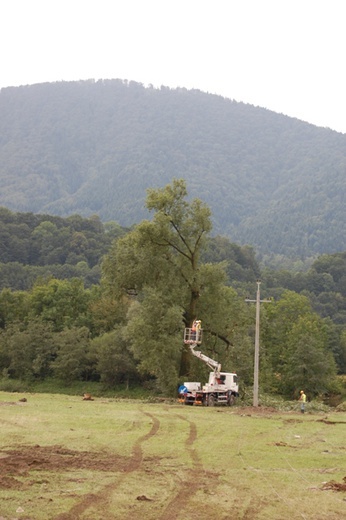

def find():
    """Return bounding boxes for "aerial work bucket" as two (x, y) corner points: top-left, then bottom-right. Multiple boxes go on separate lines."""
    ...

(184, 325), (202, 344)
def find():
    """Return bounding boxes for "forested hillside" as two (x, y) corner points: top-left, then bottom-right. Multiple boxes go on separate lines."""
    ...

(0, 207), (259, 291)
(0, 79), (345, 258)
(1, 184), (344, 398)
(0, 207), (129, 289)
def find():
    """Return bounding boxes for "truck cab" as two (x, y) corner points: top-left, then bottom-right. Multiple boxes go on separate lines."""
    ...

(204, 371), (238, 392)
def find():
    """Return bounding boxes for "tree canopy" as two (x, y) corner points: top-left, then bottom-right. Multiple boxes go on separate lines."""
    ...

(102, 179), (250, 388)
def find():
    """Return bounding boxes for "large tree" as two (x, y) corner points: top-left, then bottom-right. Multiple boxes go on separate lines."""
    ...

(103, 179), (212, 323)
(101, 179), (249, 390)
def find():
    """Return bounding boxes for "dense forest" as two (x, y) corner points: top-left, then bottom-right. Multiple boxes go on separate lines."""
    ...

(0, 206), (128, 289)
(1, 79), (345, 259)
(0, 184), (345, 400)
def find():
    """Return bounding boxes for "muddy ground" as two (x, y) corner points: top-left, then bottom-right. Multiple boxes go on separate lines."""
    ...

(1, 401), (345, 519)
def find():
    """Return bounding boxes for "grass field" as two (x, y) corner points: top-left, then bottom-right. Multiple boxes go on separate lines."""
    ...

(0, 391), (345, 519)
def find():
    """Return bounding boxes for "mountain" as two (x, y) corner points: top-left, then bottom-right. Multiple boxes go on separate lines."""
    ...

(0, 79), (345, 258)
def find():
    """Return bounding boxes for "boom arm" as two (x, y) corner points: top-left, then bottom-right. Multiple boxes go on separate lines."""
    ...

(189, 344), (221, 373)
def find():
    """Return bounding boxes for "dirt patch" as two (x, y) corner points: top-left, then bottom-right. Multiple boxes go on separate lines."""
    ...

(0, 444), (130, 485)
(0, 475), (25, 490)
(317, 417), (346, 425)
(273, 441), (299, 449)
(283, 418), (303, 424)
(322, 477), (346, 492)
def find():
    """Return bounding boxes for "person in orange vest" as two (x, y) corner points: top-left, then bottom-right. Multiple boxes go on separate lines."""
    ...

(191, 319), (197, 341)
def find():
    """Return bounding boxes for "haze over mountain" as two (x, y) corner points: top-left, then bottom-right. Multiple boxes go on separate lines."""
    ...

(0, 79), (345, 258)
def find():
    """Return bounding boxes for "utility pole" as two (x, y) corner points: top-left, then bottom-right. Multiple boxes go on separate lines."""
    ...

(245, 280), (271, 407)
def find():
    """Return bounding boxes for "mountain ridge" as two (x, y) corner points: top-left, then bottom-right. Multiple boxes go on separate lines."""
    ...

(1, 79), (345, 257)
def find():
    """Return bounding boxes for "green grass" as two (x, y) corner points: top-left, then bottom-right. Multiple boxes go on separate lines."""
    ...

(0, 392), (345, 519)
(0, 377), (153, 399)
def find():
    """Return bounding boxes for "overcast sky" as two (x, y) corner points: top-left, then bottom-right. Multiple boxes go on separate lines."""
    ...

(1, 0), (345, 133)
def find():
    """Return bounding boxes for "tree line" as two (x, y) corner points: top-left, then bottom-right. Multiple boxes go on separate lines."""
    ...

(0, 180), (345, 399)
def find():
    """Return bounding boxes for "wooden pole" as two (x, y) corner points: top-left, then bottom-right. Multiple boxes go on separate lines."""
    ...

(245, 281), (271, 407)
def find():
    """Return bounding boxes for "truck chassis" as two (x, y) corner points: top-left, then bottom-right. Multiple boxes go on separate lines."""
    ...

(180, 389), (236, 406)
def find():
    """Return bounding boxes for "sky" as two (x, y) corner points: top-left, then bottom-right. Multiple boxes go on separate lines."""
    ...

(1, 0), (345, 133)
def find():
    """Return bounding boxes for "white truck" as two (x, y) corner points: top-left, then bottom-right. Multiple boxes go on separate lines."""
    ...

(178, 327), (239, 406)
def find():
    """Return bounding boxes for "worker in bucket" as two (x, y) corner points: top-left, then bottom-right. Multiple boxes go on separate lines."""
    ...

(190, 319), (201, 342)
(191, 320), (197, 341)
(195, 319), (201, 341)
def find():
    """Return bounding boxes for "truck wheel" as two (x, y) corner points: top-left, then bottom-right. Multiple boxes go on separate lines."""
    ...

(227, 393), (235, 406)
(208, 394), (215, 407)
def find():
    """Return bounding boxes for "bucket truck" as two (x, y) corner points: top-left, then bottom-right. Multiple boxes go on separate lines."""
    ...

(178, 327), (239, 406)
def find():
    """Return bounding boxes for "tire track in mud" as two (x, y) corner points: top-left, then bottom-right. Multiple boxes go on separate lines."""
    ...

(127, 411), (160, 471)
(54, 410), (160, 520)
(158, 413), (206, 520)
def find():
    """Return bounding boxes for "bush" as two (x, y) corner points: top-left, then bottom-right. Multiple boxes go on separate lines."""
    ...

(335, 401), (346, 412)
(0, 377), (32, 393)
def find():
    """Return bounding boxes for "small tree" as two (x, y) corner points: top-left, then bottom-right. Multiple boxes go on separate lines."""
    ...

(89, 328), (138, 388)
(29, 278), (91, 331)
(283, 316), (337, 397)
(0, 319), (55, 380)
(52, 327), (92, 382)
(264, 290), (338, 397)
(124, 288), (183, 394)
